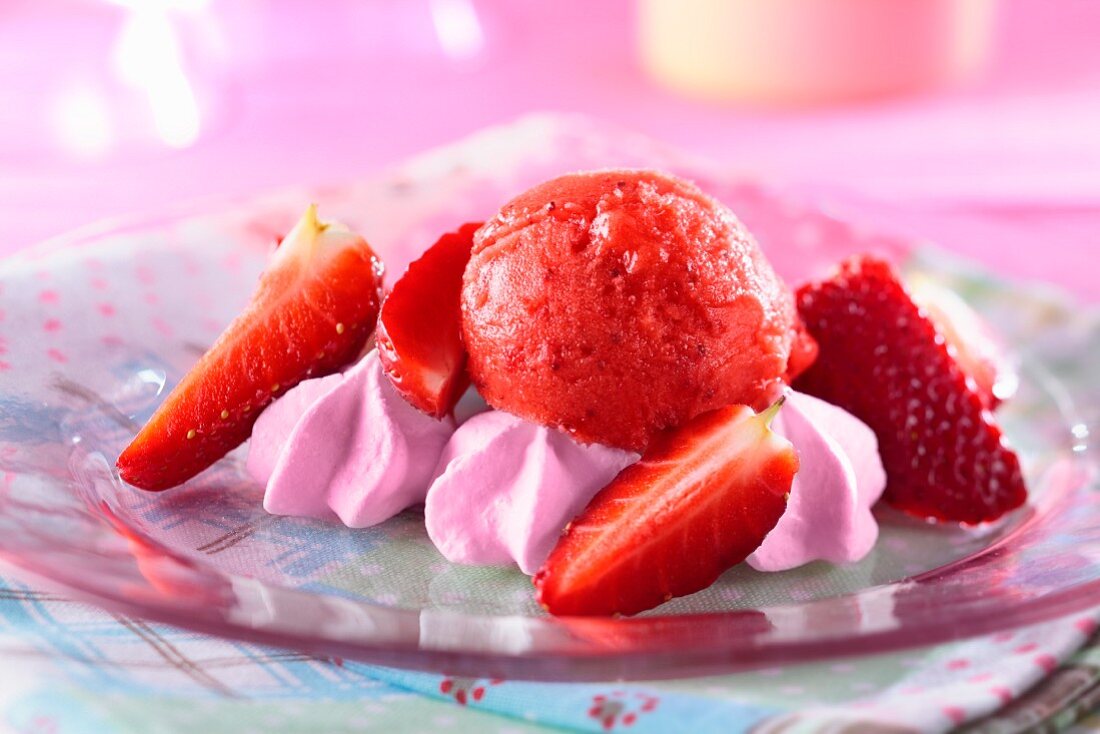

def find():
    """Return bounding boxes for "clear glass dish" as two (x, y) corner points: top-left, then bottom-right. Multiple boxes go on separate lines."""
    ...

(0, 116), (1096, 681)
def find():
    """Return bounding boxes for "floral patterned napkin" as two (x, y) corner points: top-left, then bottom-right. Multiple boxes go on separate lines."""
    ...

(1, 571), (1098, 733)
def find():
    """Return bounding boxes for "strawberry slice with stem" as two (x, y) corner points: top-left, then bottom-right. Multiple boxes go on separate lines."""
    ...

(534, 401), (797, 617)
(377, 222), (480, 418)
(117, 205), (384, 491)
(794, 255), (1026, 523)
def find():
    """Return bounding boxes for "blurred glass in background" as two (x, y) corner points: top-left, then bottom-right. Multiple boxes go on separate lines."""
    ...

(1, 0), (226, 159)
(640, 0), (996, 104)
(0, 0), (1097, 303)
(0, 0), (497, 161)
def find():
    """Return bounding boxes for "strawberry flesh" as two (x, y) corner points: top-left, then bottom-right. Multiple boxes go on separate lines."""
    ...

(909, 278), (1013, 409)
(794, 255), (1026, 523)
(534, 403), (797, 617)
(117, 206), (384, 491)
(377, 223), (480, 418)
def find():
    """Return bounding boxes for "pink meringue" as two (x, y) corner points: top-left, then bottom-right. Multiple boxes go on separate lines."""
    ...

(424, 411), (637, 574)
(249, 354), (885, 576)
(747, 390), (886, 571)
(248, 350), (455, 527)
(246, 373), (342, 487)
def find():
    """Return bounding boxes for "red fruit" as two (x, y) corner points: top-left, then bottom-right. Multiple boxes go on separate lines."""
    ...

(118, 205), (384, 491)
(784, 319), (819, 382)
(794, 255), (1026, 523)
(908, 277), (1016, 409)
(377, 223), (480, 418)
(534, 402), (797, 617)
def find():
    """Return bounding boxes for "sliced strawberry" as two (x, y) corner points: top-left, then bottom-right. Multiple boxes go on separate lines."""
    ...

(377, 223), (480, 418)
(117, 205), (384, 491)
(908, 277), (1016, 409)
(534, 402), (797, 617)
(794, 255), (1026, 523)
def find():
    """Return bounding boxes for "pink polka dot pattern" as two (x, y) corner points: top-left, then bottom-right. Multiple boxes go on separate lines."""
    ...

(135, 265), (156, 285)
(151, 317), (174, 338)
(43, 318), (62, 333)
(943, 706), (967, 724)
(1035, 654), (1058, 673)
(38, 289), (59, 304)
(46, 348), (67, 364)
(799, 609), (1100, 729)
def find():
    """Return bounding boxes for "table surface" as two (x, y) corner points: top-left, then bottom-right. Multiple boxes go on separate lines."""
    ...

(1, 0), (1097, 304)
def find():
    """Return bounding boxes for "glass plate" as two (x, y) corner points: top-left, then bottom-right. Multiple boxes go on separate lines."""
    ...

(1, 116), (1097, 681)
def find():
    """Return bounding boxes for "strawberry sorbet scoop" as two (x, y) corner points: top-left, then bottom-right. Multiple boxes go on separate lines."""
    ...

(462, 169), (811, 452)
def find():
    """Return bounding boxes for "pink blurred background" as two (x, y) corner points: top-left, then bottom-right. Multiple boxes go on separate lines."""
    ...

(1, 0), (1097, 300)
